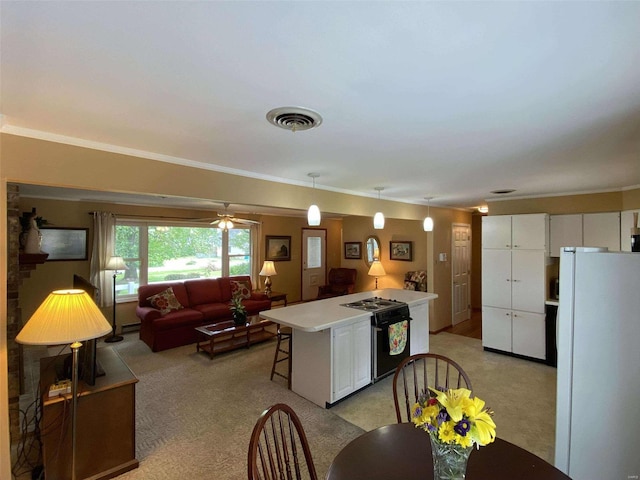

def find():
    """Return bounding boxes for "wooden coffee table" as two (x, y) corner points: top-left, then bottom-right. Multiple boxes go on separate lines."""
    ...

(195, 315), (275, 359)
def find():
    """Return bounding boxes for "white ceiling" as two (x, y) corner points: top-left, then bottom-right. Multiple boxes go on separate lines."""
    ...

(2, 1), (640, 211)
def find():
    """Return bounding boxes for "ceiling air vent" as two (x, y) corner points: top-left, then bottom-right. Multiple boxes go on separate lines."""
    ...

(266, 106), (323, 132)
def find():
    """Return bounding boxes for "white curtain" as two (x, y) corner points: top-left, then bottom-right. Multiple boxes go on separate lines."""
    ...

(251, 223), (262, 288)
(90, 211), (116, 307)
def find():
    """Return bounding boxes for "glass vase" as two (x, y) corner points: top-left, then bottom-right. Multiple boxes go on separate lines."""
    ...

(429, 435), (472, 480)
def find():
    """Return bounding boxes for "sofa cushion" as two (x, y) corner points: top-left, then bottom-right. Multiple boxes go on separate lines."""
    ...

(231, 279), (251, 299)
(138, 282), (191, 308)
(146, 287), (185, 315)
(193, 302), (233, 321)
(218, 276), (253, 301)
(151, 308), (204, 331)
(185, 278), (223, 306)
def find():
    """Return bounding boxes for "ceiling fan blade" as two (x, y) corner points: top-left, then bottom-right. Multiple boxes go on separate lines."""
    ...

(209, 219), (221, 225)
(230, 217), (261, 225)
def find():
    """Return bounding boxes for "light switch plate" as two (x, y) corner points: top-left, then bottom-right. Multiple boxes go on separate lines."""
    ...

(439, 253), (447, 262)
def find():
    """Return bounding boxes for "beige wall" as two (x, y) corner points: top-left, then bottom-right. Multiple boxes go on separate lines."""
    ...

(487, 189), (640, 215)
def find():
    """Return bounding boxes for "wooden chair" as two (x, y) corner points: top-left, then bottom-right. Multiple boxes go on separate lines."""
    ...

(392, 353), (472, 423)
(248, 403), (318, 480)
(316, 268), (357, 300)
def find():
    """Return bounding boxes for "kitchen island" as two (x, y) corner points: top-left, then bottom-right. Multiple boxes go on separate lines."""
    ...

(260, 288), (437, 408)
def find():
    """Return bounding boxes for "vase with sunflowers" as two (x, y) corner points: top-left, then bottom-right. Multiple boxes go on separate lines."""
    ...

(411, 387), (496, 480)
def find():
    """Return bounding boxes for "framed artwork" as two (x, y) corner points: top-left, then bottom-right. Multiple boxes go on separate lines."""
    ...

(344, 241), (362, 259)
(266, 235), (291, 261)
(390, 241), (413, 261)
(41, 228), (89, 261)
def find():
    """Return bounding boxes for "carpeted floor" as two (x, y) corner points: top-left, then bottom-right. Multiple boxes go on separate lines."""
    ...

(19, 329), (556, 479)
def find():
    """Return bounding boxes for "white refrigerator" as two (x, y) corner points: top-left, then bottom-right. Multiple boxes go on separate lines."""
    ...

(555, 247), (640, 479)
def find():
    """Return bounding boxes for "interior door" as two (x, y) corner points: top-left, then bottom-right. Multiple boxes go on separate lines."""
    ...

(302, 229), (326, 301)
(452, 223), (471, 325)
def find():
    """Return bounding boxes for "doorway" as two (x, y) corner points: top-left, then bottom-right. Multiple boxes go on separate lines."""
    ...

(301, 229), (326, 301)
(452, 223), (471, 325)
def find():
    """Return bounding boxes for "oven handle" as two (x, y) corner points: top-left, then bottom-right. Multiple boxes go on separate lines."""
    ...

(373, 316), (412, 331)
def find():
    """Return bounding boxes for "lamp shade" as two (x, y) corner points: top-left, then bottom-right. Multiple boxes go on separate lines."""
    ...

(423, 216), (434, 232)
(307, 204), (321, 226)
(368, 260), (386, 277)
(15, 289), (112, 345)
(259, 261), (278, 277)
(373, 212), (385, 229)
(105, 256), (126, 271)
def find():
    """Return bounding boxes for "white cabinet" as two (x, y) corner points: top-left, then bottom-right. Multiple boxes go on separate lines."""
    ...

(549, 212), (621, 256)
(482, 214), (547, 361)
(583, 212), (620, 251)
(409, 301), (429, 355)
(482, 214), (548, 251)
(332, 318), (371, 402)
(550, 214), (583, 257)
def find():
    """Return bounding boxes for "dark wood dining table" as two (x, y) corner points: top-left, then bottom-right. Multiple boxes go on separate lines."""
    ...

(325, 423), (571, 480)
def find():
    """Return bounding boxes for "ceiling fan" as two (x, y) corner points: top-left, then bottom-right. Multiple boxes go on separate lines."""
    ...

(209, 203), (261, 230)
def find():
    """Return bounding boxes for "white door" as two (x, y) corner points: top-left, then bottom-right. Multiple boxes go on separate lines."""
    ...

(302, 229), (326, 301)
(482, 216), (512, 249)
(481, 249), (511, 309)
(452, 223), (471, 325)
(481, 306), (512, 352)
(511, 250), (546, 313)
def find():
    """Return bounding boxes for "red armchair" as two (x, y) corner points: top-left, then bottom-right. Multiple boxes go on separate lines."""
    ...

(317, 268), (357, 300)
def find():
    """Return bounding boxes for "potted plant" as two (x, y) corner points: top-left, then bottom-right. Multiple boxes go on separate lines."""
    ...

(230, 292), (247, 326)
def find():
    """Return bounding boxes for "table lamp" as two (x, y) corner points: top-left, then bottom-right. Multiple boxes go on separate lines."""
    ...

(368, 260), (386, 289)
(15, 289), (112, 480)
(104, 256), (127, 343)
(259, 261), (278, 295)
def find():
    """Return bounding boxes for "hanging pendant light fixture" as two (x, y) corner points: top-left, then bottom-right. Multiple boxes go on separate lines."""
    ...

(423, 196), (434, 232)
(307, 173), (321, 226)
(373, 187), (385, 229)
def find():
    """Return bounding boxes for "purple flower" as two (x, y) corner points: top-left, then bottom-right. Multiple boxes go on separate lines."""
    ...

(454, 418), (471, 436)
(436, 408), (450, 425)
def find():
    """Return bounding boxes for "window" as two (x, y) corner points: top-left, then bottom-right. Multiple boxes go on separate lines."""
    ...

(114, 220), (254, 301)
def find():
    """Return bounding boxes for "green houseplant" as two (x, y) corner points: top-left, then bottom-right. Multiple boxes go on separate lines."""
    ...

(230, 292), (247, 326)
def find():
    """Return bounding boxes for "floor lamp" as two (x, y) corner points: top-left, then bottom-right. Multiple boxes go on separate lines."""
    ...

(16, 289), (112, 480)
(104, 256), (126, 343)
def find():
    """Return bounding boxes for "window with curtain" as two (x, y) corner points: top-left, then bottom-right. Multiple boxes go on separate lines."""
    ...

(114, 219), (254, 302)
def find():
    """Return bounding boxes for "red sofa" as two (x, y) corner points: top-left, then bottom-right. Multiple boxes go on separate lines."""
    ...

(136, 276), (271, 352)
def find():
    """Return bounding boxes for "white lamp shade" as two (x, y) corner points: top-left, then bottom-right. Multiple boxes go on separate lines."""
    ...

(259, 261), (278, 277)
(307, 204), (321, 226)
(15, 289), (112, 345)
(105, 256), (126, 271)
(218, 219), (234, 230)
(373, 212), (385, 229)
(368, 260), (386, 277)
(423, 216), (434, 232)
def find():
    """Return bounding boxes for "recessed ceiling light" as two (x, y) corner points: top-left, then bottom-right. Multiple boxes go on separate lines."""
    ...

(490, 189), (516, 195)
(266, 106), (322, 132)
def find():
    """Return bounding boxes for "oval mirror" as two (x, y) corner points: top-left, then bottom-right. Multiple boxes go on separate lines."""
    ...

(365, 235), (381, 267)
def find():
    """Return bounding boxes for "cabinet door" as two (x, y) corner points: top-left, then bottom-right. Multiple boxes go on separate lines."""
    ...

(550, 214), (583, 257)
(352, 320), (372, 390)
(482, 306), (512, 352)
(482, 216), (512, 249)
(409, 302), (429, 355)
(512, 311), (546, 359)
(512, 214), (548, 250)
(583, 212), (620, 252)
(511, 250), (545, 314)
(332, 324), (353, 400)
(481, 249), (511, 309)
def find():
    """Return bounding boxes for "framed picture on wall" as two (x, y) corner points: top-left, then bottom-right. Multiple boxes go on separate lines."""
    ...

(41, 228), (89, 261)
(344, 242), (362, 259)
(266, 235), (291, 261)
(390, 241), (413, 261)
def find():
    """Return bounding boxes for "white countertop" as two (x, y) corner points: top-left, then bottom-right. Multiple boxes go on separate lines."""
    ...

(260, 288), (438, 332)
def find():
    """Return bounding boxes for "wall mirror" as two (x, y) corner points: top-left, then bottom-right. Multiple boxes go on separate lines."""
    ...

(365, 235), (381, 267)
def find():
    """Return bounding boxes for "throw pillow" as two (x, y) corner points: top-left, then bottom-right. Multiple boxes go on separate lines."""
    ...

(403, 280), (418, 291)
(147, 287), (184, 315)
(231, 280), (251, 299)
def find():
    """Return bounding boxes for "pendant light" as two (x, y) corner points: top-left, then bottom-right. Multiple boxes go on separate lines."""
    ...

(373, 187), (385, 230)
(307, 173), (321, 226)
(423, 197), (434, 232)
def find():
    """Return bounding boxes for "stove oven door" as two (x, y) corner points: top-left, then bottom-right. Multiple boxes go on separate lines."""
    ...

(372, 316), (411, 382)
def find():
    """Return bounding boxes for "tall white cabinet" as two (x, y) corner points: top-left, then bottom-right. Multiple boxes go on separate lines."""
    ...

(481, 214), (548, 360)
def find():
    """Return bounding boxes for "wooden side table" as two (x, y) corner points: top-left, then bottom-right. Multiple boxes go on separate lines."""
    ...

(266, 291), (288, 306)
(40, 347), (138, 480)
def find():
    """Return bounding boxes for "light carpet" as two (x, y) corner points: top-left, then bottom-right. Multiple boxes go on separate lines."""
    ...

(110, 330), (556, 479)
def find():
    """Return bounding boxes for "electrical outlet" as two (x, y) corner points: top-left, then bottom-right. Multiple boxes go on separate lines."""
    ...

(49, 380), (72, 397)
